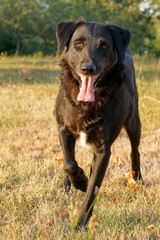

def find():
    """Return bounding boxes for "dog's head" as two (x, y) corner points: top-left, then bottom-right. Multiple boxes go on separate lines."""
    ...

(56, 21), (131, 102)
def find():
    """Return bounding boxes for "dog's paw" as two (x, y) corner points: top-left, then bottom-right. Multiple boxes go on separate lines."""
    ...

(73, 174), (88, 192)
(68, 167), (88, 192)
(133, 171), (143, 182)
(75, 213), (88, 230)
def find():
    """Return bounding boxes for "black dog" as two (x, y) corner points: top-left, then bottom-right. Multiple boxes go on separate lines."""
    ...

(55, 21), (142, 229)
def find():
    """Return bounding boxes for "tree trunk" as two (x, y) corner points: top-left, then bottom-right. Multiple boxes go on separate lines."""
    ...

(15, 30), (21, 56)
(43, 39), (49, 56)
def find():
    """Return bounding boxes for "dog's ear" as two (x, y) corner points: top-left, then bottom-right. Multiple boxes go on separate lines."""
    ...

(56, 21), (84, 52)
(108, 25), (131, 59)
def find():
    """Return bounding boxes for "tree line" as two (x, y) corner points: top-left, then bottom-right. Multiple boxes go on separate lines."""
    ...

(0, 0), (159, 57)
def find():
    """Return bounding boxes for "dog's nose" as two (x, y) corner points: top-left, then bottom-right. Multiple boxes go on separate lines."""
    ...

(81, 64), (96, 75)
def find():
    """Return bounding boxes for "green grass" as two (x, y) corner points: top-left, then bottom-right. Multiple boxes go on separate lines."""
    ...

(0, 56), (160, 239)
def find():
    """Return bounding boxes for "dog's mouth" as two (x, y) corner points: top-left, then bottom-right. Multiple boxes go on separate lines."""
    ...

(77, 76), (99, 102)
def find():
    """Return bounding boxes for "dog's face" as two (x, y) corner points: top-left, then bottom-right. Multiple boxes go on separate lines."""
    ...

(56, 21), (131, 102)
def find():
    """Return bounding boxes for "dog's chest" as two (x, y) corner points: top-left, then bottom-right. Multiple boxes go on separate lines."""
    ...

(79, 131), (91, 149)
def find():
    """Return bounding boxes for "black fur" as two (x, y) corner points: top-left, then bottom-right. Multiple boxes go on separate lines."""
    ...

(55, 21), (142, 229)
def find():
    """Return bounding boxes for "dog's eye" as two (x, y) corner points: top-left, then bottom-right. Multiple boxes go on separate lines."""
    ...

(75, 41), (83, 48)
(100, 43), (108, 50)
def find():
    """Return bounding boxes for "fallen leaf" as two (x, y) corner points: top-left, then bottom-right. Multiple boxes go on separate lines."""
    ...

(0, 81), (3, 86)
(113, 197), (118, 202)
(55, 157), (63, 163)
(123, 171), (135, 179)
(123, 171), (136, 187)
(24, 77), (34, 81)
(56, 211), (67, 216)
(113, 156), (123, 166)
(44, 219), (53, 226)
(147, 224), (155, 230)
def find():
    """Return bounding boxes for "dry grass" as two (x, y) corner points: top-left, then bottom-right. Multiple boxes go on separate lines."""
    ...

(0, 56), (160, 240)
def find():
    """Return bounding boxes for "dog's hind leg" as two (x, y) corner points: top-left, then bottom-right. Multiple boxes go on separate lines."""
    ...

(59, 126), (88, 192)
(125, 113), (142, 180)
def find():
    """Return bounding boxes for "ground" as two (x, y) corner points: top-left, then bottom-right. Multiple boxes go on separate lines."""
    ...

(0, 56), (160, 239)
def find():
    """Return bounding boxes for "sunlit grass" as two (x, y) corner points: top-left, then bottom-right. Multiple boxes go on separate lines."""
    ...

(0, 56), (159, 239)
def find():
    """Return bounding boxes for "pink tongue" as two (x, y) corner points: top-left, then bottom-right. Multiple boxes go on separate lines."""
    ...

(77, 76), (96, 102)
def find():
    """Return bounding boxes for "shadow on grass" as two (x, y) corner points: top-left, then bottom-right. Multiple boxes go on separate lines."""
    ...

(0, 56), (160, 85)
(0, 68), (60, 84)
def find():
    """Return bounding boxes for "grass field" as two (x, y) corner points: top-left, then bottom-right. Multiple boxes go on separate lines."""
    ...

(0, 55), (160, 240)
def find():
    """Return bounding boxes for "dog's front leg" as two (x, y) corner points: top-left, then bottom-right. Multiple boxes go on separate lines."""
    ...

(76, 145), (111, 228)
(59, 126), (88, 192)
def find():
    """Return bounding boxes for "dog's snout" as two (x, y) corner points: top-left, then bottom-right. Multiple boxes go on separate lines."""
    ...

(81, 64), (96, 75)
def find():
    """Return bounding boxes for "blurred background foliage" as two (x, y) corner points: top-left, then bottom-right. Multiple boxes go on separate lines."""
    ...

(0, 0), (159, 57)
